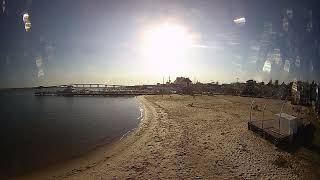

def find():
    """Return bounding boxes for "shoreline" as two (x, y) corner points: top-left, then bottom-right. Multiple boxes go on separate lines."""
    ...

(15, 95), (155, 180)
(16, 95), (320, 179)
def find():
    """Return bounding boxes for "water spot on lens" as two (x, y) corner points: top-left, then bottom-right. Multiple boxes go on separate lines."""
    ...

(35, 56), (43, 68)
(37, 69), (44, 78)
(22, 13), (31, 32)
(262, 60), (271, 73)
(2, 0), (6, 14)
(295, 56), (300, 68)
(233, 17), (246, 25)
(284, 59), (290, 72)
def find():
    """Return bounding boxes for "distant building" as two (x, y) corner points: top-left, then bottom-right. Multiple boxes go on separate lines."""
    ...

(174, 77), (192, 87)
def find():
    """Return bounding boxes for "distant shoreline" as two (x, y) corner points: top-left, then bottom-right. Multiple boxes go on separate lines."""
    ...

(0, 87), (35, 91)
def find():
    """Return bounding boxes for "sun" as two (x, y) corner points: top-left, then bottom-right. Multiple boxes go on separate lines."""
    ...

(140, 23), (194, 76)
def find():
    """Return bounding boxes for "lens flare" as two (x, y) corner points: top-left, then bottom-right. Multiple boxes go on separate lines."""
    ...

(140, 23), (194, 75)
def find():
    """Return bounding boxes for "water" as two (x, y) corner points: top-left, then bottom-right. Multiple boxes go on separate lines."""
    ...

(0, 89), (142, 176)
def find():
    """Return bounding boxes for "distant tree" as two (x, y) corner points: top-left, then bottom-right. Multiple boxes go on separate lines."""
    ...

(274, 80), (279, 87)
(267, 79), (273, 86)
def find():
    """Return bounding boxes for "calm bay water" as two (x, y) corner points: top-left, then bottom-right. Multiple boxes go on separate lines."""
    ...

(0, 90), (142, 176)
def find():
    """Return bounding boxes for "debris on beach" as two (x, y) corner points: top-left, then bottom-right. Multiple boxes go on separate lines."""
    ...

(187, 103), (194, 107)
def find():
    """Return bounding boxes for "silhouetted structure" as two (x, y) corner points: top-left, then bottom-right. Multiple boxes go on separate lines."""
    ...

(174, 77), (192, 87)
(242, 80), (257, 96)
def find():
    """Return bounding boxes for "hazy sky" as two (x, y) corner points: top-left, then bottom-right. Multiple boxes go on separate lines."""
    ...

(0, 0), (319, 88)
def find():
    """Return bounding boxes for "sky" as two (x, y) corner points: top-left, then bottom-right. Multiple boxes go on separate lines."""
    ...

(0, 0), (320, 88)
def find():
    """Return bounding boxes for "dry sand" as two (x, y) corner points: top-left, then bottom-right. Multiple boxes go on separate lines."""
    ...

(16, 95), (320, 179)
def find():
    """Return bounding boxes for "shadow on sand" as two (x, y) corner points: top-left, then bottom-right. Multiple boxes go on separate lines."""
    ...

(278, 124), (320, 154)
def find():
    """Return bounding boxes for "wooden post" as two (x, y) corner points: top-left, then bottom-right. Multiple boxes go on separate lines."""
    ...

(250, 98), (255, 122)
(279, 98), (288, 129)
(262, 103), (267, 129)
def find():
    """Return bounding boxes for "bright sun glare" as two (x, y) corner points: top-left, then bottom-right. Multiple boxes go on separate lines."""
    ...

(141, 23), (194, 76)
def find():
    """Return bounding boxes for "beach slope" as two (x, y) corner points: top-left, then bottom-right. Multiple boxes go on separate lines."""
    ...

(17, 95), (320, 179)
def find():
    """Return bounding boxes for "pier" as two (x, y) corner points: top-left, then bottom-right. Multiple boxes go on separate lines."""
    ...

(35, 84), (159, 97)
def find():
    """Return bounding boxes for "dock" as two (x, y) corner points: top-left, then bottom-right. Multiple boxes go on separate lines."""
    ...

(34, 83), (159, 97)
(35, 91), (157, 97)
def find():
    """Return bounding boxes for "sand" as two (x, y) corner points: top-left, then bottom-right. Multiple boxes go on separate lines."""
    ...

(16, 95), (320, 179)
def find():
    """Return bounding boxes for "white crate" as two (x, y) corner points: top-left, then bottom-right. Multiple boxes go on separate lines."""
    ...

(274, 113), (299, 135)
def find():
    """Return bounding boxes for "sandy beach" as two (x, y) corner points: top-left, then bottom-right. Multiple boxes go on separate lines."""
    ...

(17, 95), (320, 179)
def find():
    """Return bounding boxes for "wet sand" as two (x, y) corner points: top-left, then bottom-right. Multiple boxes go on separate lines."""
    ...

(17, 95), (320, 179)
